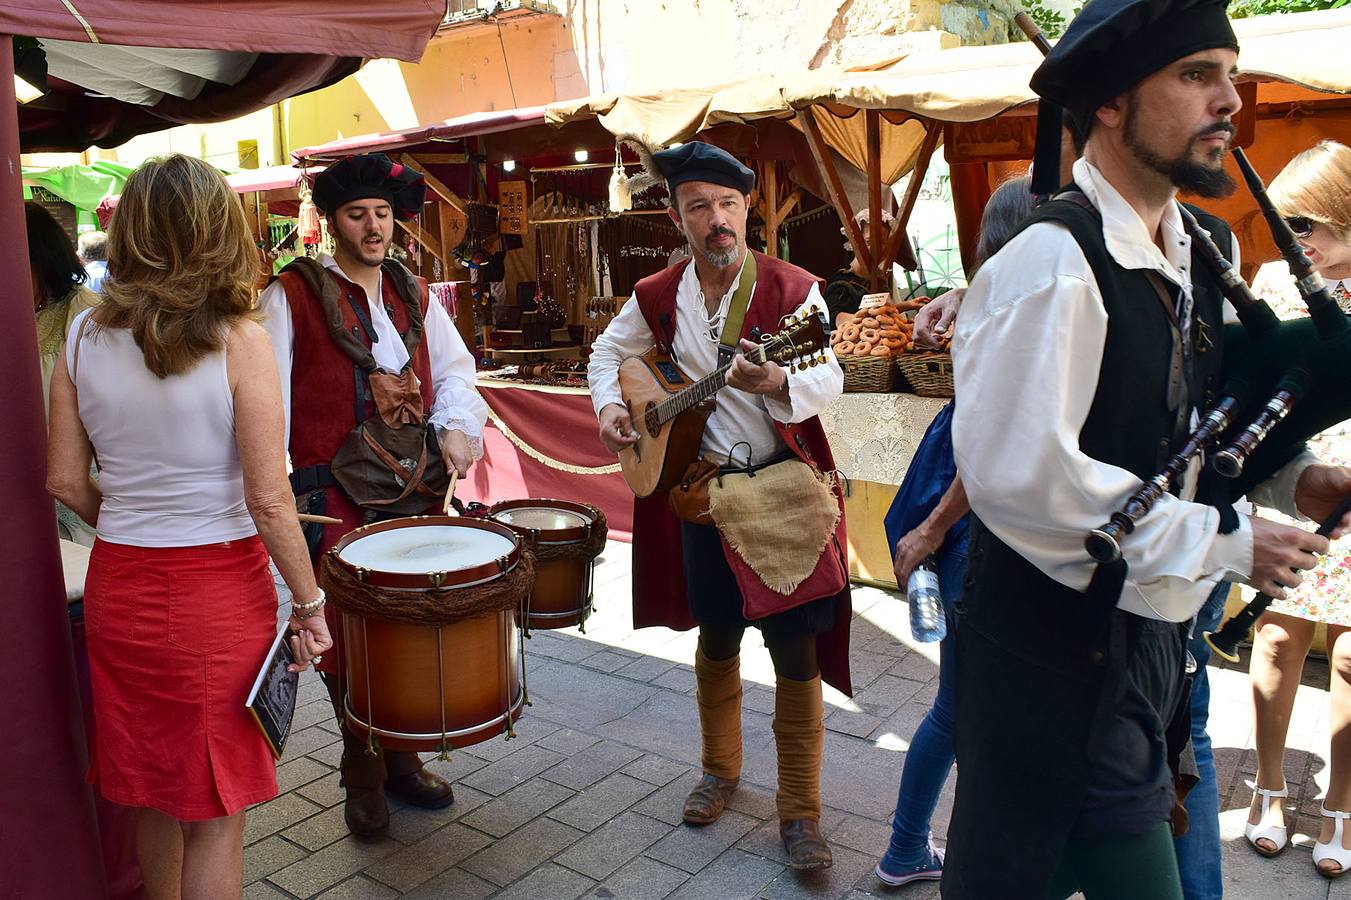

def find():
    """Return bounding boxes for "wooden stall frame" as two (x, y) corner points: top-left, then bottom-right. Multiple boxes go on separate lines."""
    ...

(797, 107), (874, 279)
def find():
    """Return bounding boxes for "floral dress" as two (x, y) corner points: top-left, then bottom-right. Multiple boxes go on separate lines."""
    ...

(1250, 268), (1351, 625)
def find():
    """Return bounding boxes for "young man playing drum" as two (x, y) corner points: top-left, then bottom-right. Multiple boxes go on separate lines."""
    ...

(944, 1), (1351, 896)
(588, 142), (852, 870)
(257, 153), (487, 837)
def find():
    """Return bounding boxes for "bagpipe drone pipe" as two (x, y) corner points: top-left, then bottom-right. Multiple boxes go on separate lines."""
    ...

(1087, 157), (1351, 563)
(1088, 159), (1351, 657)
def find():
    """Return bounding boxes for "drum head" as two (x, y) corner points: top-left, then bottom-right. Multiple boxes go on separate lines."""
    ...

(488, 498), (598, 543)
(493, 506), (590, 531)
(338, 521), (516, 578)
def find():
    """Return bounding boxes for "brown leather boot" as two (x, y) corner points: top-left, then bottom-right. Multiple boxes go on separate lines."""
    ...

(684, 646), (743, 826)
(339, 734), (390, 837)
(384, 751), (455, 809)
(682, 773), (740, 825)
(326, 675), (390, 837)
(773, 674), (828, 868)
(780, 818), (833, 870)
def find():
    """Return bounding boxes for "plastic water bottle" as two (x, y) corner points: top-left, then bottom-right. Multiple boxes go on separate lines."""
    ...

(907, 557), (947, 643)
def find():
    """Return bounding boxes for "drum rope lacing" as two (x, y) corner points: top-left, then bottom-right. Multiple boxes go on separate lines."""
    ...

(526, 508), (609, 564)
(321, 549), (536, 625)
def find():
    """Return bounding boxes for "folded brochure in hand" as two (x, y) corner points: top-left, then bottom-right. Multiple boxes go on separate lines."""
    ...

(246, 624), (299, 761)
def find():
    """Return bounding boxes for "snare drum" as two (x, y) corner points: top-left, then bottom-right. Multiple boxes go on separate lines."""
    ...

(326, 517), (531, 753)
(489, 499), (605, 630)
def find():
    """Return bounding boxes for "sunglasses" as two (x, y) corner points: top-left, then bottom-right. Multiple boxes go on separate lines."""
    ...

(1285, 216), (1315, 238)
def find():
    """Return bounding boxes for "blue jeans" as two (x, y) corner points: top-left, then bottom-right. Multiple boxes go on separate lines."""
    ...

(1173, 581), (1228, 900)
(883, 549), (966, 864)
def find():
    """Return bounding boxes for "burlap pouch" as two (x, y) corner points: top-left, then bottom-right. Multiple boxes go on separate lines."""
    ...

(706, 459), (840, 595)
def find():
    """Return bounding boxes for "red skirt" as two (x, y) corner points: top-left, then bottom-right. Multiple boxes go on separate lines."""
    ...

(85, 536), (279, 820)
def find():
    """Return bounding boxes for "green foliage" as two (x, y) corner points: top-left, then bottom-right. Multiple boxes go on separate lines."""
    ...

(1023, 0), (1068, 37)
(1229, 0), (1348, 18)
(1021, 0), (1342, 39)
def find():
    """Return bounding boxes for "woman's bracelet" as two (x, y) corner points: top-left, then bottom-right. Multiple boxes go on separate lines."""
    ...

(291, 588), (326, 616)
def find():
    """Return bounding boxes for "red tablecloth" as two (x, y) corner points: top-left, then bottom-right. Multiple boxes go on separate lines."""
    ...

(460, 380), (633, 540)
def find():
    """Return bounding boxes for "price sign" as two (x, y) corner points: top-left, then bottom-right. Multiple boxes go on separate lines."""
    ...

(499, 181), (528, 235)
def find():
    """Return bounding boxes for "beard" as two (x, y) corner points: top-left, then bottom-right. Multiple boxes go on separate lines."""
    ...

(335, 230), (387, 266)
(1124, 105), (1236, 199)
(699, 226), (741, 267)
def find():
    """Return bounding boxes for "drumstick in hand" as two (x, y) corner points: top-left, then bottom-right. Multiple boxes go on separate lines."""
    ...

(297, 513), (343, 525)
(444, 471), (460, 516)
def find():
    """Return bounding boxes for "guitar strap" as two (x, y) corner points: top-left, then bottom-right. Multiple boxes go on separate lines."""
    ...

(716, 252), (758, 367)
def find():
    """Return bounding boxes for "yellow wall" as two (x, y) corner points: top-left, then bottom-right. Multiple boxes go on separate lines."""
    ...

(110, 107), (283, 170)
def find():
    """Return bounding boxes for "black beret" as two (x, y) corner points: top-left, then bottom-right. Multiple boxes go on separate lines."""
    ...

(312, 153), (427, 221)
(1032, 0), (1238, 125)
(654, 141), (755, 200)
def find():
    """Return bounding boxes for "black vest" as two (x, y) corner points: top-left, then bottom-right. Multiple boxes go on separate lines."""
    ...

(963, 196), (1234, 654)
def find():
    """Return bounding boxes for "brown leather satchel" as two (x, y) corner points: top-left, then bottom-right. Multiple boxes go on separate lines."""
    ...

(330, 368), (451, 516)
(667, 458), (719, 526)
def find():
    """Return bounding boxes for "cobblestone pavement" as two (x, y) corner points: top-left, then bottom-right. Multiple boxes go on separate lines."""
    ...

(250, 544), (1351, 899)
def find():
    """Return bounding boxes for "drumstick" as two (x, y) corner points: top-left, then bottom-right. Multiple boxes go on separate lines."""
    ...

(444, 470), (460, 517)
(297, 513), (343, 526)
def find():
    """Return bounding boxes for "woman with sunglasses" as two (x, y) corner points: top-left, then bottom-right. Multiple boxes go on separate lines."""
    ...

(1243, 140), (1351, 879)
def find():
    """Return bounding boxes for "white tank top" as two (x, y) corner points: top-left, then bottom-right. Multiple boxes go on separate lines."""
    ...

(67, 308), (257, 547)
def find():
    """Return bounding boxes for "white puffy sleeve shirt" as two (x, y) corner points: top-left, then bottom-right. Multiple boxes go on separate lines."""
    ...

(257, 254), (488, 457)
(587, 258), (842, 468)
(951, 158), (1308, 622)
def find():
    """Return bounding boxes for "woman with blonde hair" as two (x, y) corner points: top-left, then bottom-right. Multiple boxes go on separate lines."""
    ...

(46, 154), (332, 900)
(1244, 139), (1351, 879)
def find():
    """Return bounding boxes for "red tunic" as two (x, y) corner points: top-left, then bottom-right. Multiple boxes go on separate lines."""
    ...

(278, 266), (436, 675)
(630, 251), (853, 695)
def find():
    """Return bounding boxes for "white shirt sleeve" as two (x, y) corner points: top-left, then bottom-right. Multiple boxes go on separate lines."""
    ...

(424, 297), (488, 460)
(762, 283), (843, 424)
(952, 223), (1251, 621)
(586, 294), (655, 417)
(1248, 450), (1320, 521)
(256, 279), (294, 444)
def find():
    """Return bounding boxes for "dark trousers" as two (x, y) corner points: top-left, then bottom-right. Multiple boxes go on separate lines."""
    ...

(680, 520), (834, 678)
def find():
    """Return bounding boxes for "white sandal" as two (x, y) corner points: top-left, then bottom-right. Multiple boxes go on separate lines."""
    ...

(1314, 805), (1351, 879)
(1244, 781), (1289, 858)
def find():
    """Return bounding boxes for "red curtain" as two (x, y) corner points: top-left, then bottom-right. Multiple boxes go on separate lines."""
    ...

(458, 384), (634, 540)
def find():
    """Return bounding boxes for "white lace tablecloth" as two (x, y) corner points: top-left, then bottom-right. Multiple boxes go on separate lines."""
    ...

(820, 393), (950, 485)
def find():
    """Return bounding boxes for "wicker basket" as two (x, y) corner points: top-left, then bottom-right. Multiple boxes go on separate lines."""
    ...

(895, 352), (954, 397)
(841, 354), (898, 393)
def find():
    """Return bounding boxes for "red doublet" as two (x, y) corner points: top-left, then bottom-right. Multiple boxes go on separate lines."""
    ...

(277, 266), (437, 674)
(630, 251), (853, 696)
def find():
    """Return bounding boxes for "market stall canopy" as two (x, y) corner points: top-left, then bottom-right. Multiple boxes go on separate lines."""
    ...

(9, 0), (446, 151)
(292, 106), (550, 161)
(546, 75), (795, 148)
(94, 163), (325, 227)
(544, 68), (934, 191)
(23, 160), (133, 212)
(544, 9), (1351, 180)
(781, 8), (1351, 120)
